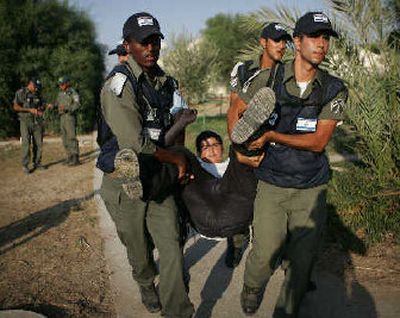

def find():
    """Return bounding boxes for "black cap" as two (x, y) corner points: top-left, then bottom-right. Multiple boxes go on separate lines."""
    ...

(58, 75), (70, 85)
(294, 12), (338, 37)
(261, 23), (292, 41)
(123, 12), (164, 42)
(30, 77), (42, 89)
(108, 44), (127, 56)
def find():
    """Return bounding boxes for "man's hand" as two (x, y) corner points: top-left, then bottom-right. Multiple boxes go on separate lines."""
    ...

(46, 103), (54, 110)
(154, 147), (194, 184)
(235, 150), (265, 168)
(174, 153), (194, 184)
(59, 105), (65, 113)
(247, 131), (272, 150)
(30, 108), (38, 115)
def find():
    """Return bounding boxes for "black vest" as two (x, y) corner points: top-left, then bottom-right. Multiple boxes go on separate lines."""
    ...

(255, 64), (346, 188)
(96, 64), (175, 173)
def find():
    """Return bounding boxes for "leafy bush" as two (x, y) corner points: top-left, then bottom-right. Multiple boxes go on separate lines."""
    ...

(0, 0), (105, 138)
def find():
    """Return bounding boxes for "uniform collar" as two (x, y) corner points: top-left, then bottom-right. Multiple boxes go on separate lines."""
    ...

(283, 60), (323, 86)
(248, 55), (263, 71)
(126, 55), (168, 84)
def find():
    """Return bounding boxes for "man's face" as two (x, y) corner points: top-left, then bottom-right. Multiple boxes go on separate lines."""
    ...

(27, 81), (38, 93)
(124, 35), (161, 70)
(294, 33), (330, 66)
(59, 83), (68, 91)
(199, 137), (223, 164)
(262, 38), (287, 63)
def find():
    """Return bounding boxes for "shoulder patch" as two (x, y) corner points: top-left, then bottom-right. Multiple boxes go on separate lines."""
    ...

(230, 62), (244, 88)
(330, 98), (345, 114)
(230, 62), (244, 78)
(110, 72), (128, 96)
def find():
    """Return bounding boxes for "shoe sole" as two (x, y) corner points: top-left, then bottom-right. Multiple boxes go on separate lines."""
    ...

(114, 149), (143, 200)
(231, 87), (276, 144)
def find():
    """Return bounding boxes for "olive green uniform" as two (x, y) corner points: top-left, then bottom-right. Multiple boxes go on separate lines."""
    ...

(99, 56), (193, 318)
(13, 87), (45, 168)
(56, 87), (80, 160)
(230, 59), (347, 317)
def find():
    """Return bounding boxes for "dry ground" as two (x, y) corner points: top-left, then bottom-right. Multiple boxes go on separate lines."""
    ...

(0, 139), (115, 317)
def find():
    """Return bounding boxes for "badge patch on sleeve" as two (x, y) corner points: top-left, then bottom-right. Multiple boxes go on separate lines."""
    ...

(230, 62), (243, 88)
(296, 117), (317, 132)
(330, 99), (345, 114)
(110, 73), (128, 96)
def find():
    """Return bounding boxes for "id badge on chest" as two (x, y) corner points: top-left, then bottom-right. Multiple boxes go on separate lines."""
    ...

(296, 117), (317, 132)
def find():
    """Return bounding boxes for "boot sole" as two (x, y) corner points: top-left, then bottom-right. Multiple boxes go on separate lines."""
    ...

(231, 87), (276, 144)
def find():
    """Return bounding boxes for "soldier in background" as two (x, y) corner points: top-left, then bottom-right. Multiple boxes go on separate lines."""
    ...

(108, 43), (129, 64)
(51, 76), (81, 166)
(13, 77), (47, 174)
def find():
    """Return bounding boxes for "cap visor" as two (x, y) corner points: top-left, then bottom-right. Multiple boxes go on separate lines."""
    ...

(108, 49), (117, 55)
(135, 30), (164, 43)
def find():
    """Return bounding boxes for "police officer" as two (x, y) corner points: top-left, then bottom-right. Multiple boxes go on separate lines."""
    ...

(228, 22), (291, 143)
(230, 12), (348, 317)
(54, 76), (80, 166)
(97, 12), (193, 317)
(226, 23), (292, 267)
(13, 77), (47, 174)
(108, 43), (129, 64)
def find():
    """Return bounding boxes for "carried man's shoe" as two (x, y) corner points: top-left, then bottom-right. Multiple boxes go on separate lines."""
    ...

(113, 148), (142, 200)
(139, 283), (161, 313)
(231, 87), (276, 144)
(240, 284), (263, 316)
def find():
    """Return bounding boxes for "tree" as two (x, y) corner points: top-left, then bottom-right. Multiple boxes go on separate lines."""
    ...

(162, 34), (220, 104)
(202, 13), (259, 82)
(0, 0), (105, 137)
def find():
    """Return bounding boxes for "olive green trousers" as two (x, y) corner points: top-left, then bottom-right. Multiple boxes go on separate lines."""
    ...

(100, 175), (194, 318)
(244, 181), (327, 318)
(20, 119), (43, 167)
(60, 114), (79, 157)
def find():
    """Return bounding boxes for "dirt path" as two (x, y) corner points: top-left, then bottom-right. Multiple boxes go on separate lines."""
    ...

(0, 136), (115, 317)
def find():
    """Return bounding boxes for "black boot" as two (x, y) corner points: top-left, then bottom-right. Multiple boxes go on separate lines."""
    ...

(139, 283), (161, 313)
(240, 285), (262, 316)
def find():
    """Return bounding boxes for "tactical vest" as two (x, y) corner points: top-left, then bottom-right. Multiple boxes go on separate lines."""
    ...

(255, 64), (346, 188)
(17, 88), (43, 121)
(96, 63), (176, 173)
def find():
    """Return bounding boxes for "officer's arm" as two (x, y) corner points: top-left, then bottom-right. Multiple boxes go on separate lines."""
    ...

(154, 147), (189, 181)
(227, 91), (247, 140)
(248, 89), (348, 152)
(12, 92), (38, 115)
(252, 120), (337, 153)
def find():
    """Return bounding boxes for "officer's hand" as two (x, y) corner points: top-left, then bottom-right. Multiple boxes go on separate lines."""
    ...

(30, 108), (38, 115)
(247, 131), (272, 150)
(175, 154), (194, 184)
(46, 103), (54, 110)
(235, 150), (265, 168)
(59, 105), (65, 113)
